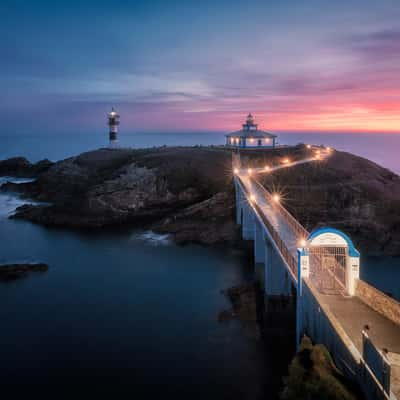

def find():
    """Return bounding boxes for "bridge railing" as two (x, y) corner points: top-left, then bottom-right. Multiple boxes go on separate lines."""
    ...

(253, 200), (298, 278)
(237, 176), (298, 279)
(251, 178), (309, 240)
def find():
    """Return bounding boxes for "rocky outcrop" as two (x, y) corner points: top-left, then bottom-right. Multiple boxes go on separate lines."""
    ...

(0, 263), (48, 281)
(219, 282), (261, 339)
(0, 157), (52, 177)
(151, 191), (240, 245)
(281, 336), (362, 400)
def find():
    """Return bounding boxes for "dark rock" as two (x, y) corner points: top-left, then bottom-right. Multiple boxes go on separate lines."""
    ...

(0, 157), (52, 177)
(0, 263), (48, 281)
(281, 336), (363, 400)
(219, 282), (261, 339)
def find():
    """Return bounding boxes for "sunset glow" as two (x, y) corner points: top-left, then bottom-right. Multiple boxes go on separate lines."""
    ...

(1, 1), (399, 133)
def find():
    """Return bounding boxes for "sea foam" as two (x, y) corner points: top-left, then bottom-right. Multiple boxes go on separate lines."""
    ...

(131, 230), (172, 246)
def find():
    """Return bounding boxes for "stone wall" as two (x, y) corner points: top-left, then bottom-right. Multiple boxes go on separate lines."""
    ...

(356, 279), (400, 327)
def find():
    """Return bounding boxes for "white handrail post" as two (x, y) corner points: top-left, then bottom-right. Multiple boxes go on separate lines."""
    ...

(346, 252), (360, 296)
(296, 247), (309, 348)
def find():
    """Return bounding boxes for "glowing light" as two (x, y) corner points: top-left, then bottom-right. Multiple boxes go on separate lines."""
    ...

(250, 138), (255, 144)
(250, 194), (256, 202)
(299, 239), (307, 247)
(248, 168), (252, 175)
(273, 194), (280, 203)
(234, 168), (239, 175)
(315, 154), (321, 160)
(315, 149), (321, 155)
(306, 144), (311, 149)
(264, 165), (270, 172)
(283, 158), (290, 164)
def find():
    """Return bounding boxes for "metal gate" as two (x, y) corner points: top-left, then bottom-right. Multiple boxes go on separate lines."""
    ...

(308, 245), (347, 294)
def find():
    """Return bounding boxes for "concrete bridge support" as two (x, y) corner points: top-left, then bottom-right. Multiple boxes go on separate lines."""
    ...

(264, 240), (293, 299)
(263, 238), (296, 336)
(241, 200), (254, 240)
(254, 219), (265, 288)
(234, 180), (254, 240)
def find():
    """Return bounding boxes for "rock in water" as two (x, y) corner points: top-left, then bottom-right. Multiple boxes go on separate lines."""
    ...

(0, 263), (49, 281)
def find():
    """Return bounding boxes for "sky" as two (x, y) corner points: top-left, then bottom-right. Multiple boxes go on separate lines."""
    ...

(1, 0), (400, 133)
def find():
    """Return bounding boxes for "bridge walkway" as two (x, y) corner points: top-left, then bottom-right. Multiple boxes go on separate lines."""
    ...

(238, 174), (301, 280)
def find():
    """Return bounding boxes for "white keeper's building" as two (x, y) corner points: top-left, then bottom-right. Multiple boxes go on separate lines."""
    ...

(225, 114), (277, 148)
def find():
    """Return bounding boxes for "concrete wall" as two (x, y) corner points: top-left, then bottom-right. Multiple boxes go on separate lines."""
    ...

(356, 280), (400, 327)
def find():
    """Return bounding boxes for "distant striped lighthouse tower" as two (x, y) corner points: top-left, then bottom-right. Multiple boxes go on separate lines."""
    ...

(107, 107), (120, 146)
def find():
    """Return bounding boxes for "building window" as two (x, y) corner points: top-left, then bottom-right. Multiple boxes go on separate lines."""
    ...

(258, 139), (262, 146)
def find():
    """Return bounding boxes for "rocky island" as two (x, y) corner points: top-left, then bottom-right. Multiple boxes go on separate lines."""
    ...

(1, 145), (400, 256)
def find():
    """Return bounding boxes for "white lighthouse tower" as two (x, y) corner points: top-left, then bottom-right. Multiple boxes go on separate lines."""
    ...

(107, 107), (120, 146)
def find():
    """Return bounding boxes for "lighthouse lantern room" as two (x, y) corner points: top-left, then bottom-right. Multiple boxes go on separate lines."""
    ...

(107, 107), (120, 145)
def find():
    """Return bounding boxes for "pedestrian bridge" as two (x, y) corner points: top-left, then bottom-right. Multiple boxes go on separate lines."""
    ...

(233, 151), (400, 400)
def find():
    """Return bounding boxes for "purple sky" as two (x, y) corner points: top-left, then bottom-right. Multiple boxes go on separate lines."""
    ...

(1, 0), (400, 133)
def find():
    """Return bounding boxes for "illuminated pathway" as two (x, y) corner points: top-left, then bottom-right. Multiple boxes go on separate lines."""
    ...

(233, 148), (400, 400)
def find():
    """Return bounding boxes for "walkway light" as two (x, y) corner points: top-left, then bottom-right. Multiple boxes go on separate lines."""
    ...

(283, 158), (290, 164)
(273, 193), (280, 203)
(250, 194), (256, 202)
(248, 168), (252, 175)
(234, 168), (239, 175)
(264, 165), (270, 172)
(299, 239), (307, 247)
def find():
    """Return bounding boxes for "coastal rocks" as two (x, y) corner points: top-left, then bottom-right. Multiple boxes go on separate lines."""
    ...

(281, 336), (361, 400)
(219, 282), (261, 339)
(151, 191), (240, 245)
(84, 163), (175, 215)
(0, 263), (48, 281)
(0, 157), (52, 177)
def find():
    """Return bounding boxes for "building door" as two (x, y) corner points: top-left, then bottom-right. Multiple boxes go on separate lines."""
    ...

(258, 139), (262, 146)
(308, 245), (347, 294)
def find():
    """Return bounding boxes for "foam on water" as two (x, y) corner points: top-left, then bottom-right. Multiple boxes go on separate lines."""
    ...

(0, 176), (39, 218)
(0, 177), (36, 185)
(131, 230), (172, 246)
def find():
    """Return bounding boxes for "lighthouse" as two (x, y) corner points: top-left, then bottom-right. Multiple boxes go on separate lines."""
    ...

(107, 107), (120, 146)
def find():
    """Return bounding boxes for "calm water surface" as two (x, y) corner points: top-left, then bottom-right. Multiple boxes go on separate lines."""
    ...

(0, 198), (272, 397)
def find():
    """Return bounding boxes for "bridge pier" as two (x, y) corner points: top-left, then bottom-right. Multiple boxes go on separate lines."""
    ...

(241, 201), (254, 241)
(263, 238), (296, 335)
(254, 219), (265, 287)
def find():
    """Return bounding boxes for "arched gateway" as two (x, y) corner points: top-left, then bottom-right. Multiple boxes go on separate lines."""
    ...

(298, 227), (360, 296)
